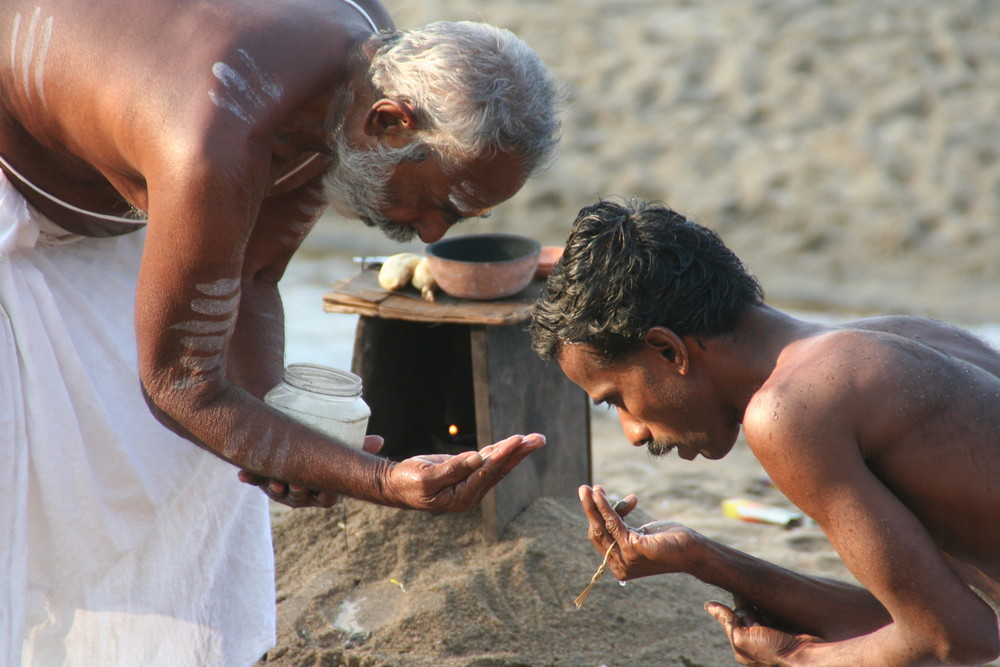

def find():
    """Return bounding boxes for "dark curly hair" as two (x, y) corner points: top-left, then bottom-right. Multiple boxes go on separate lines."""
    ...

(530, 198), (764, 361)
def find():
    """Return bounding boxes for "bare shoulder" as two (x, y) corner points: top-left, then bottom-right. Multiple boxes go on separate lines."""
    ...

(743, 330), (868, 450)
(743, 323), (1000, 571)
(1, 0), (386, 194)
(2, 0), (383, 134)
(744, 328), (945, 454)
(846, 314), (1000, 378)
(745, 324), (1000, 466)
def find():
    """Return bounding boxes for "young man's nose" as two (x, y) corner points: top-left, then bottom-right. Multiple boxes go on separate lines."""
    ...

(619, 411), (653, 448)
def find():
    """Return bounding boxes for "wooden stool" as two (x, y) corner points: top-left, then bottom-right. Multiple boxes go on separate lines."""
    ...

(324, 270), (591, 541)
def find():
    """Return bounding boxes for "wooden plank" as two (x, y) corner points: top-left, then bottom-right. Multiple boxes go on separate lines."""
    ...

(473, 325), (591, 542)
(323, 269), (540, 326)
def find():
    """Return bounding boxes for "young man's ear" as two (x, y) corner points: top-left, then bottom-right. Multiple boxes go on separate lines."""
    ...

(364, 98), (418, 147)
(643, 327), (689, 374)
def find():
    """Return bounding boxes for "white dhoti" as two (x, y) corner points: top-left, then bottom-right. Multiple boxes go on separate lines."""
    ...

(0, 173), (275, 666)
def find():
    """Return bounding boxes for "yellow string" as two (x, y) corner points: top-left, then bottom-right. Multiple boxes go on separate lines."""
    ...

(573, 541), (617, 608)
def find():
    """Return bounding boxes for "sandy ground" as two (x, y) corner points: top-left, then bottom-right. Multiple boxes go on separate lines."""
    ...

(257, 1), (1000, 664)
(257, 410), (859, 667)
(264, 251), (1000, 666)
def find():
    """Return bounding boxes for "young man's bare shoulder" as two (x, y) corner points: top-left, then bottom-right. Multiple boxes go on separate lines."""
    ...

(743, 324), (998, 465)
(742, 330), (904, 454)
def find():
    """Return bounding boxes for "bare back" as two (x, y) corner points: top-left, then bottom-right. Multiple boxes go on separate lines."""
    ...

(850, 314), (1000, 378)
(0, 0), (390, 235)
(842, 317), (1000, 582)
(746, 312), (1000, 612)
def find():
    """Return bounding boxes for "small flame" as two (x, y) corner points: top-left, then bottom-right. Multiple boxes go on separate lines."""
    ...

(448, 424), (459, 436)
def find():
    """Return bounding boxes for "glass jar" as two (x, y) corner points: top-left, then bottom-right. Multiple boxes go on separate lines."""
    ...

(264, 363), (371, 449)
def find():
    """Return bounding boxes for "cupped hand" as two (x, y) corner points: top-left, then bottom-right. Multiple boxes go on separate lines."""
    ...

(383, 433), (545, 512)
(706, 600), (817, 666)
(236, 434), (385, 508)
(578, 484), (701, 580)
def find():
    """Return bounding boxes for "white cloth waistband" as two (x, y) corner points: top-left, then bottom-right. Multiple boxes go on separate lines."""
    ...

(0, 171), (82, 257)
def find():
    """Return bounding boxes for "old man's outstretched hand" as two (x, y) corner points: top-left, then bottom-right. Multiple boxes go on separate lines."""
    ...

(383, 433), (546, 512)
(238, 432), (545, 512)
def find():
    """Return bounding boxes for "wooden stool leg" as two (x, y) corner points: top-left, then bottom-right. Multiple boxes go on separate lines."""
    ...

(471, 325), (591, 541)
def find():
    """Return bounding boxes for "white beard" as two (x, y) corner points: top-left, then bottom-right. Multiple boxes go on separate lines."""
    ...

(322, 134), (424, 243)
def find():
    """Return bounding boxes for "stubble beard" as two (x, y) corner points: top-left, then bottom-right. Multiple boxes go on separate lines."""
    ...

(646, 439), (680, 457)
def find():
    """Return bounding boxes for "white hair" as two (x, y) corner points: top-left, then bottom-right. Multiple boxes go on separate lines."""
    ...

(368, 21), (564, 175)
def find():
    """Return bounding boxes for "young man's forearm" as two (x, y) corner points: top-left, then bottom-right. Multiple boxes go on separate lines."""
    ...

(688, 535), (891, 639)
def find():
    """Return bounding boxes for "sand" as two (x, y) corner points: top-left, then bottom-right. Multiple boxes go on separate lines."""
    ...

(259, 409), (859, 667)
(259, 1), (999, 664)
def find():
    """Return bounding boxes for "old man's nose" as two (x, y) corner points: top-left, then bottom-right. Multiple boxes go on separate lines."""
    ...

(412, 217), (451, 243)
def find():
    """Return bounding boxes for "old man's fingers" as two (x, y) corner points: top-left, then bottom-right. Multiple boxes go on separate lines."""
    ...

(264, 481), (339, 509)
(386, 433), (546, 512)
(609, 492), (638, 518)
(362, 434), (385, 454)
(237, 469), (339, 508)
(478, 433), (547, 478)
(706, 602), (758, 665)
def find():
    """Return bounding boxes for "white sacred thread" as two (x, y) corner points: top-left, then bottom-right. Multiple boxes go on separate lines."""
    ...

(220, 0), (373, 141)
(272, 154), (321, 188)
(0, 150), (148, 224)
(338, 0), (378, 32)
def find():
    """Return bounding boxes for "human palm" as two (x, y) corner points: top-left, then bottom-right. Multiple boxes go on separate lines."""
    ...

(609, 519), (702, 580)
(706, 600), (818, 666)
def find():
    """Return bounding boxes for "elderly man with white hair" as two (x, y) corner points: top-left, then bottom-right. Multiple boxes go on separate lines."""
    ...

(0, 0), (561, 663)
